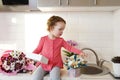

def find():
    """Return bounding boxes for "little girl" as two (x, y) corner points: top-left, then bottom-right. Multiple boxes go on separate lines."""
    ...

(32, 15), (85, 80)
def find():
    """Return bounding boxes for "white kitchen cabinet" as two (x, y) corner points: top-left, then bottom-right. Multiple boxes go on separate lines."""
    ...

(38, 0), (94, 7)
(95, 0), (120, 6)
(68, 0), (94, 6)
(82, 78), (114, 80)
(82, 78), (113, 80)
(37, 0), (71, 7)
(38, 0), (120, 7)
(38, 0), (60, 7)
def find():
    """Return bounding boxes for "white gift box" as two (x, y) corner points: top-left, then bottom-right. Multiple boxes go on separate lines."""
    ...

(25, 53), (48, 64)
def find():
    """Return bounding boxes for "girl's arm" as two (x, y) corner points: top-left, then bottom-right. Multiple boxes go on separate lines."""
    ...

(33, 37), (44, 54)
(62, 39), (82, 54)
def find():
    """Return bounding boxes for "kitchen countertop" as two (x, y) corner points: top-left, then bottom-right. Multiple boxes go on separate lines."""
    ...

(0, 62), (119, 80)
(0, 69), (118, 80)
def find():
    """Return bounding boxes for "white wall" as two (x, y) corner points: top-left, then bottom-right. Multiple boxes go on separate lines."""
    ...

(0, 12), (25, 51)
(0, 11), (114, 62)
(113, 9), (120, 56)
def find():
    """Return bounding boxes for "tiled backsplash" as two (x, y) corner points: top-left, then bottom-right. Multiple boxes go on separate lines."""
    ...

(0, 12), (25, 51)
(0, 10), (120, 62)
(113, 9), (120, 57)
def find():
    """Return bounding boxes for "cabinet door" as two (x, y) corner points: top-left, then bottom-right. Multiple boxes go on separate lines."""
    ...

(38, 0), (60, 7)
(82, 78), (114, 80)
(96, 0), (120, 6)
(69, 0), (94, 6)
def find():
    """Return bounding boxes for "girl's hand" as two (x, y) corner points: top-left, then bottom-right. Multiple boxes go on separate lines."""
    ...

(80, 52), (88, 58)
(35, 62), (41, 67)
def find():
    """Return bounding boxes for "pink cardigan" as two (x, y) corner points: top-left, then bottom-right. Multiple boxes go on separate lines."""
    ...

(33, 36), (82, 71)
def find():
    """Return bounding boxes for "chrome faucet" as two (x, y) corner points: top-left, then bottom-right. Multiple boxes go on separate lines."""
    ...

(81, 48), (108, 67)
(99, 59), (109, 67)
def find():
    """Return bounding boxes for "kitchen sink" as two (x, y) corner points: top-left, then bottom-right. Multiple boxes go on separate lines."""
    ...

(80, 64), (110, 76)
(80, 48), (110, 76)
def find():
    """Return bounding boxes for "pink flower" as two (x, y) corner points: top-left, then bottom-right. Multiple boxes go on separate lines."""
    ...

(67, 40), (78, 46)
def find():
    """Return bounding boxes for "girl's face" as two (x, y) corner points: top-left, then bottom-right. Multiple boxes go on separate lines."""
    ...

(50, 22), (65, 37)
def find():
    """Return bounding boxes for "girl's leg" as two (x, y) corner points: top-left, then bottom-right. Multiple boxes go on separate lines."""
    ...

(32, 65), (47, 80)
(50, 66), (61, 80)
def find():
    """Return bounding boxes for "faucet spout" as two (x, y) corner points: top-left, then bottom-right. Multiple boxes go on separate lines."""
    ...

(81, 48), (100, 66)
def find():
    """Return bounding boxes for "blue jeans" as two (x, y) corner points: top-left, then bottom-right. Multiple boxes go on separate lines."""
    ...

(32, 66), (61, 80)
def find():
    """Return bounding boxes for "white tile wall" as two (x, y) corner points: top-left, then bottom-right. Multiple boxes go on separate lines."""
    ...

(0, 11), (116, 62)
(0, 12), (25, 51)
(113, 9), (120, 57)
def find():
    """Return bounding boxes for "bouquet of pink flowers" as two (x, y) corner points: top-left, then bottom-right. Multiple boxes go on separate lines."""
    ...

(0, 50), (36, 75)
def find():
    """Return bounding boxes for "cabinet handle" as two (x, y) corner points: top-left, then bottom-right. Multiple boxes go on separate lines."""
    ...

(67, 0), (69, 5)
(94, 0), (97, 5)
(59, 0), (61, 6)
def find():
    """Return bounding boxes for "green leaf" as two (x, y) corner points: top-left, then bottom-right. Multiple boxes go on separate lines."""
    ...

(63, 50), (74, 57)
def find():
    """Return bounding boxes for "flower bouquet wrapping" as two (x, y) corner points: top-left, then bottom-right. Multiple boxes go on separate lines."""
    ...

(64, 52), (87, 77)
(0, 50), (36, 75)
(63, 40), (87, 77)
